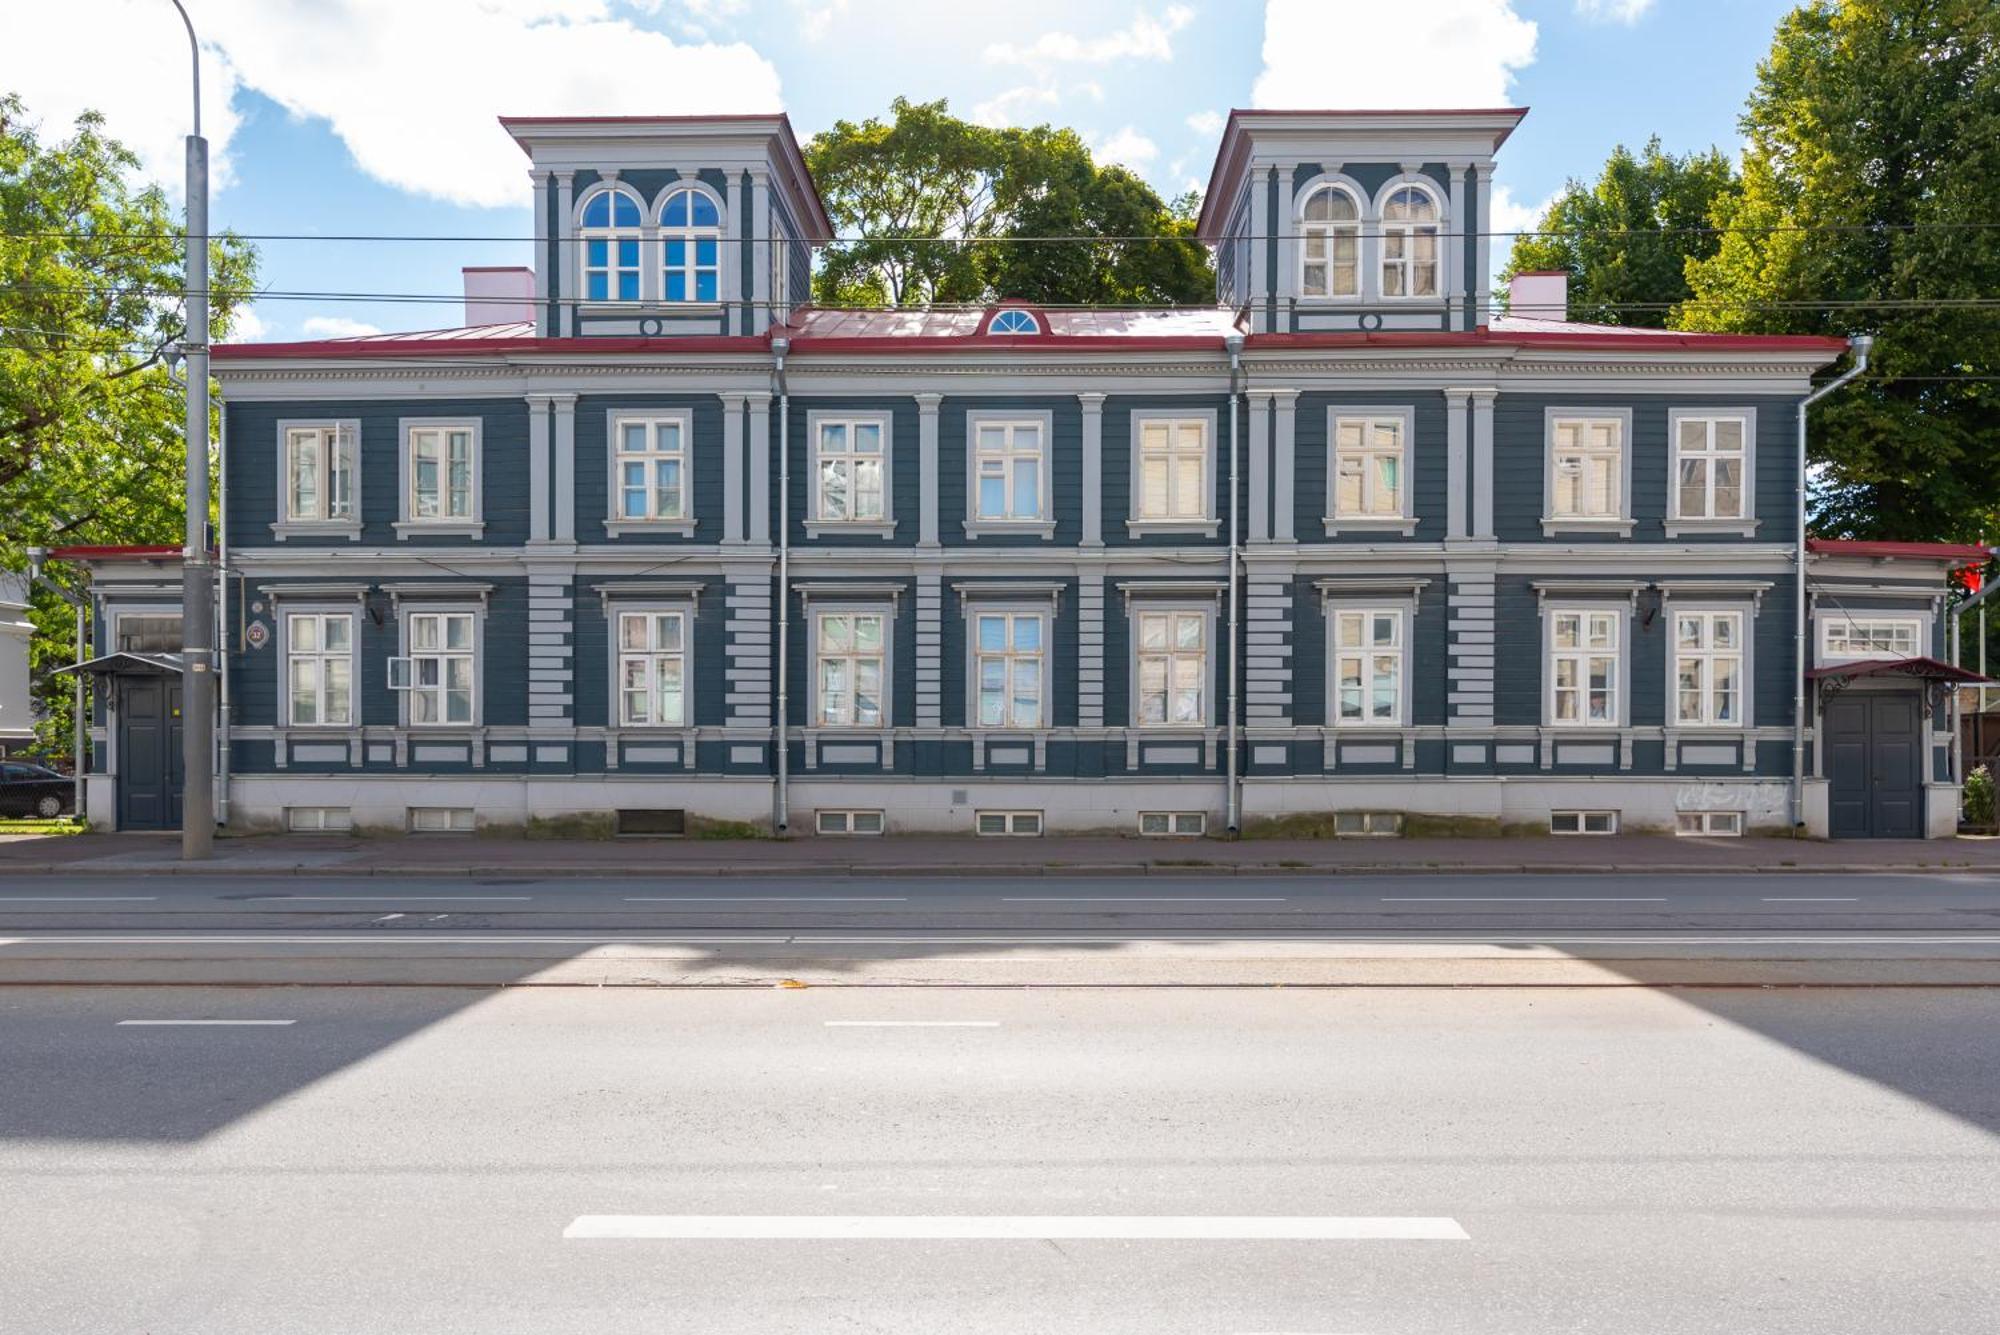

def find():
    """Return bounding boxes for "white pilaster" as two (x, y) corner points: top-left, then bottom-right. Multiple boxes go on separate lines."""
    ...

(725, 171), (744, 335)
(1246, 391), (1272, 543)
(1270, 388), (1297, 543)
(525, 394), (552, 544)
(554, 172), (575, 337)
(1078, 392), (1106, 548)
(1470, 388), (1496, 540)
(1473, 163), (1494, 325)
(916, 392), (942, 549)
(749, 170), (771, 335)
(529, 171), (550, 333)
(746, 392), (771, 545)
(720, 393), (746, 544)
(1444, 388), (1470, 540)
(552, 394), (577, 544)
(1446, 159), (1468, 330)
(1078, 574), (1105, 728)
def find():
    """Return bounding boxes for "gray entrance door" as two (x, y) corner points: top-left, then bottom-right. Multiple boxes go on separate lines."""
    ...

(117, 677), (183, 830)
(1825, 690), (1923, 838)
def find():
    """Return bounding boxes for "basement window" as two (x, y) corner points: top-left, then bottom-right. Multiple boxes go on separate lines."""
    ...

(817, 809), (885, 836)
(1140, 811), (1206, 837)
(617, 808), (687, 837)
(1676, 810), (1743, 837)
(1334, 811), (1404, 836)
(286, 806), (352, 833)
(408, 806), (475, 833)
(1551, 809), (1618, 836)
(976, 810), (1042, 837)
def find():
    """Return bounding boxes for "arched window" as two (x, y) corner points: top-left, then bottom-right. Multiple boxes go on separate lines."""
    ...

(1380, 185), (1441, 299)
(579, 188), (644, 302)
(1300, 186), (1361, 298)
(659, 186), (722, 303)
(989, 309), (1040, 335)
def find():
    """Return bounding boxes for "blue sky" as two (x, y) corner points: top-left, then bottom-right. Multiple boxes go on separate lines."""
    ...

(6, 0), (1802, 340)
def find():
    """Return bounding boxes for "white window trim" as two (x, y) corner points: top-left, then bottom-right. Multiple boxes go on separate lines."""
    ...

(1542, 603), (1629, 730)
(109, 604), (184, 653)
(575, 183), (647, 305)
(1666, 407), (1760, 537)
(1324, 601), (1413, 729)
(653, 182), (726, 308)
(573, 177), (733, 310)
(963, 410), (1056, 538)
(960, 600), (1054, 731)
(609, 600), (696, 731)
(1372, 176), (1448, 305)
(1294, 179), (1366, 304)
(806, 409), (897, 538)
(988, 309), (1042, 334)
(1816, 612), (1928, 664)
(1542, 407), (1634, 536)
(1323, 404), (1417, 536)
(1666, 604), (1754, 730)
(809, 602), (895, 732)
(395, 417), (484, 539)
(272, 418), (362, 541)
(394, 603), (484, 731)
(279, 606), (361, 731)
(1127, 408), (1220, 536)
(604, 409), (697, 536)
(1127, 601), (1217, 730)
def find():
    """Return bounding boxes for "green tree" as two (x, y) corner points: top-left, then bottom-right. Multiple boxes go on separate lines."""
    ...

(805, 98), (1213, 308)
(1679, 0), (2000, 543)
(1, 93), (258, 757)
(1501, 137), (1739, 327)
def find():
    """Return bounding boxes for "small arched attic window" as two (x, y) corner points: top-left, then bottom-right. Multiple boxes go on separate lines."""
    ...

(1300, 185), (1361, 298)
(1380, 184), (1442, 299)
(579, 187), (644, 302)
(989, 309), (1042, 335)
(658, 185), (722, 303)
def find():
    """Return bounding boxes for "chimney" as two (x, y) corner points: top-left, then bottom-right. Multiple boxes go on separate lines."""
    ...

(461, 266), (536, 327)
(1508, 270), (1569, 322)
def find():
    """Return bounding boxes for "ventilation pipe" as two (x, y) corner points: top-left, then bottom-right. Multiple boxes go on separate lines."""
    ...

(1225, 331), (1245, 834)
(1791, 332), (1872, 832)
(771, 336), (792, 834)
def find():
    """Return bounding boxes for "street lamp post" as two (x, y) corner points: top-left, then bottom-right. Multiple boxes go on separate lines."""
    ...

(171, 0), (215, 858)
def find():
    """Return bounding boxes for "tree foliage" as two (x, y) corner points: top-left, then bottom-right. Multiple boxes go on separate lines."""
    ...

(1678, 0), (2000, 542)
(1501, 137), (1739, 328)
(1, 92), (258, 755)
(805, 98), (1213, 308)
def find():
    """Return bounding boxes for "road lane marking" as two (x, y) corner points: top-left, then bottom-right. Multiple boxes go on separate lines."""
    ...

(1380, 897), (1668, 903)
(562, 1215), (1468, 1241)
(0, 897), (158, 902)
(1762, 897), (1861, 903)
(624, 897), (908, 903)
(116, 1019), (296, 1027)
(824, 1021), (1000, 1028)
(242, 896), (533, 902)
(13, 932), (2000, 945)
(1003, 897), (1288, 903)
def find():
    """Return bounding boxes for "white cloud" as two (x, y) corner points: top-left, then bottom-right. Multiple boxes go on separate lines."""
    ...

(1092, 126), (1160, 172)
(1186, 109), (1226, 136)
(226, 305), (273, 342)
(299, 315), (384, 339)
(1, 1), (784, 209)
(1253, 0), (1537, 108)
(1487, 183), (1559, 272)
(1574, 0), (1655, 23)
(792, 0), (850, 41)
(972, 83), (1062, 128)
(985, 5), (1196, 66)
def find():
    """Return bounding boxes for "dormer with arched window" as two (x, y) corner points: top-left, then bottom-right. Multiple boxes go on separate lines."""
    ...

(1377, 181), (1443, 300)
(578, 184), (644, 302)
(656, 184), (723, 304)
(1299, 183), (1362, 300)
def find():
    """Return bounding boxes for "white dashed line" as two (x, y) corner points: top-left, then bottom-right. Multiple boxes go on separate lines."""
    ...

(116, 1019), (296, 1027)
(823, 1021), (1000, 1028)
(563, 1215), (1469, 1241)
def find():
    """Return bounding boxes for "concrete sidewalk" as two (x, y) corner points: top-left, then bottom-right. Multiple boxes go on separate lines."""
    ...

(1, 828), (1996, 877)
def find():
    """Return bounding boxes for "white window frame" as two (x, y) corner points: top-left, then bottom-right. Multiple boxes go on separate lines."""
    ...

(811, 605), (893, 731)
(274, 419), (361, 540)
(1297, 181), (1363, 301)
(1543, 408), (1634, 536)
(281, 608), (359, 730)
(1667, 408), (1759, 536)
(1326, 604), (1410, 729)
(110, 606), (183, 653)
(655, 183), (724, 306)
(1552, 810), (1619, 835)
(1139, 811), (1207, 836)
(1324, 406), (1416, 535)
(1818, 614), (1925, 663)
(1376, 180), (1444, 301)
(1677, 810), (1743, 837)
(605, 410), (695, 536)
(1128, 410), (1218, 536)
(806, 410), (895, 537)
(612, 605), (693, 730)
(964, 411), (1055, 538)
(396, 418), (483, 539)
(963, 604), (1051, 731)
(988, 309), (1041, 335)
(393, 605), (482, 730)
(1129, 603), (1215, 730)
(577, 184), (646, 304)
(1544, 604), (1627, 729)
(1669, 607), (1750, 729)
(976, 810), (1042, 836)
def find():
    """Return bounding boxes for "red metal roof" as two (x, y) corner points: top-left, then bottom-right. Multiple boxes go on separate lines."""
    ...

(1807, 656), (1993, 684)
(1807, 539), (1994, 561)
(49, 545), (185, 561)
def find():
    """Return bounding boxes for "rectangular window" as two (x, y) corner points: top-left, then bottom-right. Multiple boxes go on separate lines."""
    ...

(407, 426), (475, 521)
(1673, 415), (1749, 520)
(614, 417), (688, 522)
(1677, 810), (1743, 837)
(973, 611), (1045, 729)
(815, 418), (887, 523)
(1135, 418), (1209, 521)
(1139, 812), (1206, 836)
(817, 809), (885, 836)
(1135, 609), (1208, 727)
(1333, 609), (1403, 725)
(284, 425), (356, 523)
(286, 806), (352, 832)
(1332, 416), (1405, 519)
(1551, 810), (1618, 835)
(114, 614), (182, 652)
(1822, 618), (1921, 660)
(406, 611), (475, 726)
(815, 612), (887, 728)
(976, 810), (1042, 836)
(617, 610), (687, 728)
(286, 613), (354, 728)
(1673, 611), (1744, 727)
(1334, 811), (1404, 836)
(409, 806), (476, 833)
(1550, 417), (1623, 519)
(973, 420), (1045, 522)
(1549, 609), (1621, 727)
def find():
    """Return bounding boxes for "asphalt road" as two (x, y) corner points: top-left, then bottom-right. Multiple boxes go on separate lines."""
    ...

(5, 984), (1998, 1333)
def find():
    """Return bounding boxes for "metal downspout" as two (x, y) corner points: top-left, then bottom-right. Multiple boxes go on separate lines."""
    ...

(1791, 333), (1872, 832)
(216, 392), (230, 824)
(1225, 332), (1245, 833)
(73, 600), (85, 820)
(771, 337), (791, 833)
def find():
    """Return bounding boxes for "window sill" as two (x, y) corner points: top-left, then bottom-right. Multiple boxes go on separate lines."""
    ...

(1131, 723), (1212, 733)
(1540, 517), (1634, 537)
(963, 519), (1056, 540)
(1669, 722), (1750, 731)
(804, 520), (897, 539)
(1664, 519), (1760, 538)
(605, 519), (697, 537)
(270, 522), (362, 542)
(1326, 720), (1409, 731)
(577, 301), (724, 315)
(1126, 519), (1220, 538)
(1322, 516), (1418, 537)
(394, 521), (485, 540)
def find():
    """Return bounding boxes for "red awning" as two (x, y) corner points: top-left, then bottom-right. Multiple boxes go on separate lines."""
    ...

(1807, 656), (1993, 684)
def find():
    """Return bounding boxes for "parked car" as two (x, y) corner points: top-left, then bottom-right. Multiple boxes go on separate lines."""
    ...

(0, 761), (73, 819)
